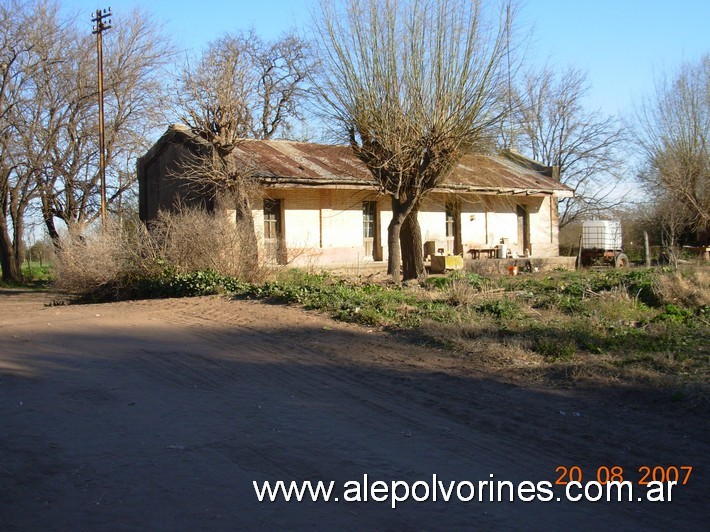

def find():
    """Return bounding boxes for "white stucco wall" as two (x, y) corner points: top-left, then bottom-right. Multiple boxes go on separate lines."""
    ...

(529, 196), (559, 257)
(254, 188), (561, 265)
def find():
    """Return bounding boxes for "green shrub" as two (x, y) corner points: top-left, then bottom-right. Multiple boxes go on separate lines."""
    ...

(655, 304), (693, 324)
(474, 298), (522, 320)
(533, 336), (576, 361)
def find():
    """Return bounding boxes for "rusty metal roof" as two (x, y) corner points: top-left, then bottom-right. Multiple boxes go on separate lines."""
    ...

(234, 140), (373, 183)
(449, 153), (571, 196)
(149, 126), (572, 197)
(233, 139), (572, 197)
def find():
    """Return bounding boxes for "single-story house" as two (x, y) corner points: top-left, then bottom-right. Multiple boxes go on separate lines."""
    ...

(137, 125), (573, 267)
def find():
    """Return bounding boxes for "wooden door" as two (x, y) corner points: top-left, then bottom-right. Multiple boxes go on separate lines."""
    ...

(363, 201), (377, 259)
(264, 199), (285, 264)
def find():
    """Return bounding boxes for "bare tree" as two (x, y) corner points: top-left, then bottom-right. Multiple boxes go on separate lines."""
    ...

(0, 0), (61, 281)
(34, 9), (174, 244)
(175, 30), (314, 151)
(314, 0), (514, 281)
(509, 66), (626, 227)
(0, 2), (172, 279)
(251, 33), (315, 140)
(635, 54), (709, 239)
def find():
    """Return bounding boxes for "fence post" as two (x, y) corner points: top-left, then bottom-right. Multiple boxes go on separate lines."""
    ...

(643, 231), (651, 268)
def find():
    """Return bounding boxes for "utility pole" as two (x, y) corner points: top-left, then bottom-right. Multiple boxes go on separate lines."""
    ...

(92, 7), (112, 229)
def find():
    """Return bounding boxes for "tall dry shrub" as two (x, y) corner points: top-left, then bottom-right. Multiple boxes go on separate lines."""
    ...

(53, 207), (267, 297)
(52, 220), (155, 296)
(654, 267), (710, 308)
(149, 207), (265, 280)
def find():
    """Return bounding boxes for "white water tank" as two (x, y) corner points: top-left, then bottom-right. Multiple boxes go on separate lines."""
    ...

(582, 220), (622, 250)
(497, 243), (507, 258)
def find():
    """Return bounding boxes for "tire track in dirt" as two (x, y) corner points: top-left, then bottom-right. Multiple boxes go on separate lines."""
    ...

(148, 302), (612, 476)
(2, 293), (706, 529)
(148, 296), (708, 527)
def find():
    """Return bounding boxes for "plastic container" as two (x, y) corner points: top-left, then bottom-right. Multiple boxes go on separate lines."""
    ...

(497, 243), (507, 259)
(582, 220), (622, 250)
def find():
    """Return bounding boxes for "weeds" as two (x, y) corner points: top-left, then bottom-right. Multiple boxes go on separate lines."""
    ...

(475, 298), (523, 320)
(55, 242), (709, 389)
(53, 208), (267, 299)
(533, 336), (577, 361)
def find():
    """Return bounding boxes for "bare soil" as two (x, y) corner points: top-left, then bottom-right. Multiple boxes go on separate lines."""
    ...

(1, 289), (707, 530)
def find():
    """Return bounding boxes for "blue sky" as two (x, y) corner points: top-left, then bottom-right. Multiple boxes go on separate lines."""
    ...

(66, 0), (709, 121)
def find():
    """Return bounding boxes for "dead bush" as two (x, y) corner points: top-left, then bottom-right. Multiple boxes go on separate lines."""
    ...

(443, 274), (502, 307)
(444, 276), (480, 306)
(52, 219), (155, 296)
(53, 207), (269, 297)
(654, 267), (710, 309)
(149, 207), (265, 281)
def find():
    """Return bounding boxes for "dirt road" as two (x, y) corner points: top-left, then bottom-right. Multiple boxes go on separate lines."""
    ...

(1, 290), (707, 530)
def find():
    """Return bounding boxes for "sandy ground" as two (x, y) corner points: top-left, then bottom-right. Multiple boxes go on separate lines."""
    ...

(0, 289), (707, 530)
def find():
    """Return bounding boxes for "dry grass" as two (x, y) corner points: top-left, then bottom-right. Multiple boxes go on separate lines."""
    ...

(420, 318), (543, 370)
(53, 207), (269, 296)
(654, 266), (710, 308)
(442, 275), (504, 307)
(148, 208), (264, 280)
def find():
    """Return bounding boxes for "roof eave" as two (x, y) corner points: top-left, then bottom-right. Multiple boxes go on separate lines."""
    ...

(257, 175), (574, 197)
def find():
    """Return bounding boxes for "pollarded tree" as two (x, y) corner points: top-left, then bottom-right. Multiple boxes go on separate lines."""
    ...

(314, 0), (515, 281)
(173, 30), (316, 265)
(510, 66), (626, 227)
(635, 54), (709, 239)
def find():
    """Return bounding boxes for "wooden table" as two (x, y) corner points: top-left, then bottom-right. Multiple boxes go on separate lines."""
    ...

(467, 247), (498, 259)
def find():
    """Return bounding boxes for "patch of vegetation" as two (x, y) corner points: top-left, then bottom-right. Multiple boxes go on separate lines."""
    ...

(240, 270), (458, 327)
(655, 304), (694, 324)
(533, 335), (577, 361)
(474, 298), (523, 320)
(22, 261), (53, 282)
(64, 261), (709, 391)
(0, 261), (53, 290)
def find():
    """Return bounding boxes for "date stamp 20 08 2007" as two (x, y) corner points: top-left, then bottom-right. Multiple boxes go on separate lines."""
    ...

(554, 465), (694, 486)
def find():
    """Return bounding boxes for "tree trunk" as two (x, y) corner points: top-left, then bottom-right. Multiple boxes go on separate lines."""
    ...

(0, 215), (21, 282)
(387, 217), (403, 284)
(643, 231), (651, 268)
(11, 216), (24, 279)
(40, 193), (63, 250)
(387, 197), (409, 283)
(234, 190), (260, 274)
(45, 216), (62, 249)
(401, 203), (424, 280)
